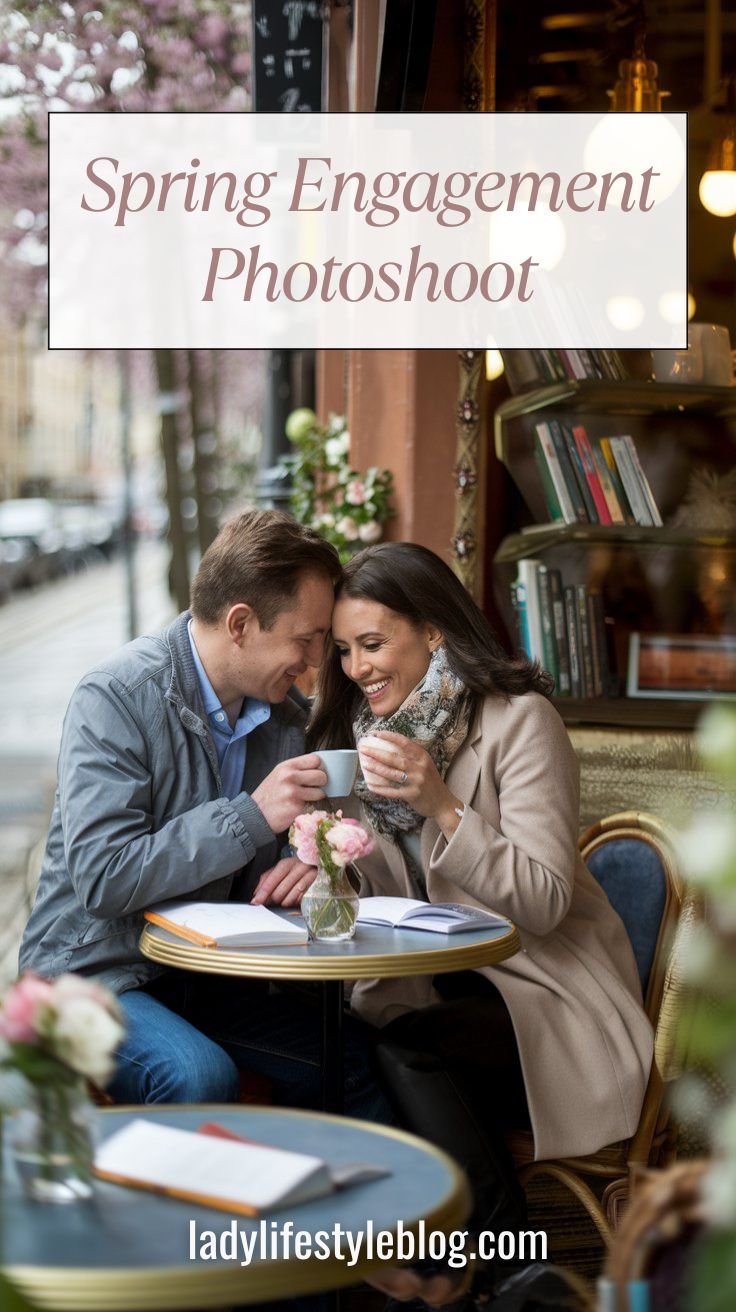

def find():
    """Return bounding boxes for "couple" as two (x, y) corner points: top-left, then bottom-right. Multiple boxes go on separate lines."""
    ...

(21, 508), (651, 1297)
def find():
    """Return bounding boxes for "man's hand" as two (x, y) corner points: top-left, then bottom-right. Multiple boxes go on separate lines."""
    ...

(251, 754), (327, 834)
(251, 857), (318, 907)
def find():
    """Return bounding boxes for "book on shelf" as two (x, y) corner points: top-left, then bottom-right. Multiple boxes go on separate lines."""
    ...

(598, 438), (636, 524)
(534, 423), (577, 524)
(94, 1118), (389, 1216)
(562, 424), (599, 523)
(548, 420), (589, 523)
(508, 561), (618, 700)
(590, 444), (626, 524)
(537, 565), (560, 688)
(510, 574), (531, 656)
(532, 438), (564, 522)
(563, 584), (583, 697)
(571, 425), (613, 524)
(620, 434), (663, 527)
(575, 584), (596, 698)
(143, 901), (309, 948)
(606, 435), (655, 527)
(516, 558), (545, 663)
(548, 568), (572, 695)
(357, 897), (509, 934)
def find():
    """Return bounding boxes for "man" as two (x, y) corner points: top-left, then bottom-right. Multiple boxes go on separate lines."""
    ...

(20, 509), (387, 1118)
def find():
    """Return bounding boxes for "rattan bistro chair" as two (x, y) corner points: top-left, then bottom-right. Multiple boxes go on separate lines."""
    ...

(507, 811), (697, 1244)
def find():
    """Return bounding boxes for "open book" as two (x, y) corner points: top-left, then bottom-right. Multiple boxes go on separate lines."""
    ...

(94, 1118), (389, 1216)
(357, 896), (509, 935)
(143, 900), (308, 948)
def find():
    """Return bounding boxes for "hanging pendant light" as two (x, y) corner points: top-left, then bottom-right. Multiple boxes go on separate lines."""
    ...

(584, 28), (684, 204)
(699, 78), (736, 218)
(607, 30), (670, 112)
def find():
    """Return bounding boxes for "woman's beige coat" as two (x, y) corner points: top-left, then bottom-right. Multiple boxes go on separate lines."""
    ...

(350, 691), (654, 1161)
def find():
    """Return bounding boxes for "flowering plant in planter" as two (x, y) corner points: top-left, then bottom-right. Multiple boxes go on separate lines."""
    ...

(0, 973), (125, 1202)
(281, 408), (394, 563)
(290, 810), (374, 940)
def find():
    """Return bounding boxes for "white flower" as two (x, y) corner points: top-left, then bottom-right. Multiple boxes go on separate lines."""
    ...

(702, 1158), (736, 1229)
(336, 515), (359, 540)
(358, 520), (383, 544)
(697, 704), (736, 777)
(52, 994), (125, 1084)
(325, 433), (350, 466)
(318, 513), (335, 528)
(364, 502), (377, 516)
(677, 813), (736, 888)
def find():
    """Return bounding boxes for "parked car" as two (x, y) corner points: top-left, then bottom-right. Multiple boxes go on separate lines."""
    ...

(58, 502), (121, 569)
(0, 535), (43, 596)
(0, 498), (65, 586)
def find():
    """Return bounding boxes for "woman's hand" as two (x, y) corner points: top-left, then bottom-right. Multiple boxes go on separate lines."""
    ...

(250, 857), (318, 907)
(359, 731), (464, 837)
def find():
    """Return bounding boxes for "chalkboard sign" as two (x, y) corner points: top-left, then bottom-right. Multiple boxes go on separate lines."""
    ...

(252, 1), (325, 112)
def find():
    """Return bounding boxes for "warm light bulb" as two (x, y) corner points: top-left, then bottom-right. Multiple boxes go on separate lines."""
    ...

(606, 296), (645, 331)
(699, 170), (736, 217)
(584, 114), (685, 205)
(485, 349), (504, 381)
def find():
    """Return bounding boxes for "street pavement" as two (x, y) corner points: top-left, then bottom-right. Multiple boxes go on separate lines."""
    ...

(0, 541), (175, 987)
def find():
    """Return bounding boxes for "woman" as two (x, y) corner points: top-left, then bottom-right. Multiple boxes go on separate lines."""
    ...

(309, 542), (653, 1306)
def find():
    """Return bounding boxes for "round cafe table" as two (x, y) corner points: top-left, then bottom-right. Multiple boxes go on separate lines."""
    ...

(1, 1104), (471, 1310)
(139, 912), (520, 1113)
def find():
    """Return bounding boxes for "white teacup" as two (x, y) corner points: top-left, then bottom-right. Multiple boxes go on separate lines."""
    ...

(357, 734), (400, 789)
(317, 749), (358, 798)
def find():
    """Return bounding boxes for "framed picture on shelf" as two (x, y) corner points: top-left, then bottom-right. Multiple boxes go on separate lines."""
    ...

(627, 633), (736, 701)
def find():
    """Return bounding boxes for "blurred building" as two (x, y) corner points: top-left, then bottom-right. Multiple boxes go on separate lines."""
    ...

(0, 324), (156, 503)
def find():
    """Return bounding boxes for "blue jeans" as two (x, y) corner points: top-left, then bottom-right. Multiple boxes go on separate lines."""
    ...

(109, 971), (392, 1123)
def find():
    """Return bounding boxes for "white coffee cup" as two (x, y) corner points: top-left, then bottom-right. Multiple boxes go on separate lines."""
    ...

(358, 734), (400, 789)
(317, 749), (359, 798)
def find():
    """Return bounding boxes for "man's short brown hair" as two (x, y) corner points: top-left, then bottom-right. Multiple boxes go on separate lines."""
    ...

(190, 508), (341, 628)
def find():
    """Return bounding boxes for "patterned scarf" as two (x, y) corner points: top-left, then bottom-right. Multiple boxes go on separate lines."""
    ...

(353, 645), (474, 841)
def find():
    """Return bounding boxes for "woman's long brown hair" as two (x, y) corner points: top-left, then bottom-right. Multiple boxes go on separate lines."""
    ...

(307, 541), (553, 750)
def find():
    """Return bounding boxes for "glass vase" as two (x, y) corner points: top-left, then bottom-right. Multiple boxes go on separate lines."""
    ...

(300, 864), (358, 941)
(8, 1079), (96, 1203)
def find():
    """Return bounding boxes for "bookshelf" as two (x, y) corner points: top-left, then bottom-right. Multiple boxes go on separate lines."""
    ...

(493, 379), (736, 729)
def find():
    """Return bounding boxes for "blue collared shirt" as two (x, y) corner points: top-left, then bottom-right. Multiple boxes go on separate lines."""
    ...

(187, 621), (270, 799)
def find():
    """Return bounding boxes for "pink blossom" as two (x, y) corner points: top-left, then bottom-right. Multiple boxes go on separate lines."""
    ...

(345, 480), (367, 506)
(290, 810), (330, 865)
(0, 974), (54, 1043)
(326, 820), (374, 867)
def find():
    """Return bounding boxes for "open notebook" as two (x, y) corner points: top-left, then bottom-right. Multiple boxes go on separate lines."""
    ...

(94, 1119), (389, 1215)
(144, 900), (308, 948)
(356, 897), (509, 935)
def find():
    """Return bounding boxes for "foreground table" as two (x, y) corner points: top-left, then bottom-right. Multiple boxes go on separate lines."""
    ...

(140, 914), (521, 1111)
(1, 1104), (470, 1311)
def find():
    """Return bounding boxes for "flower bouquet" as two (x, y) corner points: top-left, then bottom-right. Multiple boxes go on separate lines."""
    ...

(0, 972), (125, 1202)
(281, 408), (394, 563)
(290, 810), (374, 941)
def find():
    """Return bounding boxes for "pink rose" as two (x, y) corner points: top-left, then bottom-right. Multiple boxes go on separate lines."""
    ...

(326, 820), (374, 866)
(0, 974), (54, 1044)
(345, 480), (367, 506)
(290, 811), (330, 866)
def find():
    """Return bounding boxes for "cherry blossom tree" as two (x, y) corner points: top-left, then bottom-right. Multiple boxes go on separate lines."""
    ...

(0, 1), (258, 605)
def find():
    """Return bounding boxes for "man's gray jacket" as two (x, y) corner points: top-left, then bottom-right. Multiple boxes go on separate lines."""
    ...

(20, 612), (306, 994)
